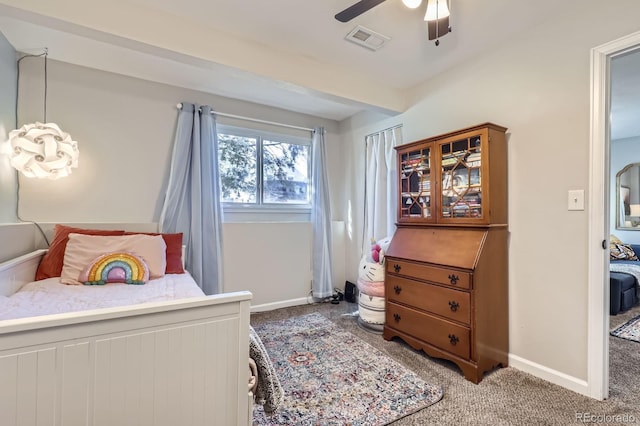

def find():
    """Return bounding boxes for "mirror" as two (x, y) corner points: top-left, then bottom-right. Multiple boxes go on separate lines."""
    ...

(617, 163), (640, 229)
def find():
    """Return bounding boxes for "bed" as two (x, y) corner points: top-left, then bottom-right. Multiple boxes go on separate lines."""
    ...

(0, 226), (258, 426)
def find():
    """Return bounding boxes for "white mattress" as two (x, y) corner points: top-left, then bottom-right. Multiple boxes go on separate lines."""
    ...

(0, 273), (205, 321)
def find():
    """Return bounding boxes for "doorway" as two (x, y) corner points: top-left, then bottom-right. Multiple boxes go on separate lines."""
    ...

(589, 30), (640, 400)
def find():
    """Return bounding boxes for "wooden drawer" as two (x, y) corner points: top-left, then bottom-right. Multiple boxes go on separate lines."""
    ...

(386, 302), (470, 359)
(386, 275), (470, 325)
(386, 258), (471, 289)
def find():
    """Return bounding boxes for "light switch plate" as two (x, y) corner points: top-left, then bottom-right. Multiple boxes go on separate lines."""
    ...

(568, 189), (585, 211)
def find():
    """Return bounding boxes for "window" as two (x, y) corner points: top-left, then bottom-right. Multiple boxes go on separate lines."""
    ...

(217, 125), (311, 217)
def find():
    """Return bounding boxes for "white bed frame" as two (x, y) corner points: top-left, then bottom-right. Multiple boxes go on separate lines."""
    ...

(0, 250), (253, 426)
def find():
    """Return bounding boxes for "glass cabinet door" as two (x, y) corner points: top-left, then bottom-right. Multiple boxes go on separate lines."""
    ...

(399, 146), (433, 222)
(438, 134), (483, 221)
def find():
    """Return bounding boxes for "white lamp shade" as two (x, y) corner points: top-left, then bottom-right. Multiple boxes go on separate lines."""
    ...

(424, 0), (450, 21)
(402, 0), (423, 9)
(9, 122), (79, 179)
(630, 204), (640, 217)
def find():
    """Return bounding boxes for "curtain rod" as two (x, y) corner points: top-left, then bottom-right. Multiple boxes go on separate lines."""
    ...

(365, 124), (403, 139)
(176, 103), (314, 133)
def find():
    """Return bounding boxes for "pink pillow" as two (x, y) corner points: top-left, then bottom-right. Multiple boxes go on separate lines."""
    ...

(35, 224), (126, 280)
(124, 232), (184, 274)
(61, 234), (167, 285)
(356, 277), (385, 298)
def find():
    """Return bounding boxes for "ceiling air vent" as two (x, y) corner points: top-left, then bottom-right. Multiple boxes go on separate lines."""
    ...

(345, 25), (390, 51)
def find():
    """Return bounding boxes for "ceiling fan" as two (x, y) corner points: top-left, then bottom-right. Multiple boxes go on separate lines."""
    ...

(335, 0), (452, 44)
(334, 0), (387, 23)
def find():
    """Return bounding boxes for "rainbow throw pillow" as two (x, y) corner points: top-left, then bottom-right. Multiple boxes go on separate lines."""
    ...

(79, 252), (150, 285)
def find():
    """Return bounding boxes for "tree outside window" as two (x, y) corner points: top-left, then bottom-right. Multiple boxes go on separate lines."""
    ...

(217, 126), (311, 207)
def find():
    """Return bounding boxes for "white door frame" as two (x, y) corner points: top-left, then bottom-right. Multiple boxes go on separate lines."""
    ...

(588, 30), (640, 400)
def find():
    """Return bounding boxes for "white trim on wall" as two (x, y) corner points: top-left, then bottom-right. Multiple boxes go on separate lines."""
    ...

(509, 354), (589, 396)
(588, 29), (640, 401)
(250, 297), (310, 313)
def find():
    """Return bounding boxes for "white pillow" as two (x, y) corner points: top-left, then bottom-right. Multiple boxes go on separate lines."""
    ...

(61, 233), (167, 285)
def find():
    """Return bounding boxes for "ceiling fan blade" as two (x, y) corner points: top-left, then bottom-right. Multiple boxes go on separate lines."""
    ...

(335, 0), (388, 22)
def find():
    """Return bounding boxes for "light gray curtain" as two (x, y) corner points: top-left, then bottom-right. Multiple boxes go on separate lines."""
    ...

(363, 126), (402, 253)
(159, 103), (223, 295)
(311, 127), (333, 299)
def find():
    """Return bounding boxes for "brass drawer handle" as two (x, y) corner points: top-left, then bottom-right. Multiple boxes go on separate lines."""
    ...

(448, 334), (459, 346)
(449, 301), (459, 312)
(393, 313), (401, 322)
(394, 285), (402, 295)
(394, 264), (401, 273)
(448, 274), (459, 285)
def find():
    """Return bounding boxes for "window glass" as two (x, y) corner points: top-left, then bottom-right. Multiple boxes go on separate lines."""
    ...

(217, 125), (311, 215)
(263, 139), (310, 204)
(218, 133), (257, 203)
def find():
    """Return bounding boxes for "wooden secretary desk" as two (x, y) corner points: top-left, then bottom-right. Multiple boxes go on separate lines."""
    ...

(383, 123), (508, 383)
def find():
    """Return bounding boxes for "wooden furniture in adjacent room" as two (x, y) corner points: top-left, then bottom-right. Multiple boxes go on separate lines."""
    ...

(383, 123), (508, 384)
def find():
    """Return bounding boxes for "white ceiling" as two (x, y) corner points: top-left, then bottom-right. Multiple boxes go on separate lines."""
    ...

(0, 0), (638, 138)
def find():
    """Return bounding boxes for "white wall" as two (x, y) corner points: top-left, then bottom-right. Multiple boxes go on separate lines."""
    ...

(611, 136), (640, 243)
(0, 31), (26, 263)
(0, 223), (37, 263)
(7, 58), (345, 307)
(223, 222), (311, 308)
(0, 30), (16, 222)
(340, 1), (640, 386)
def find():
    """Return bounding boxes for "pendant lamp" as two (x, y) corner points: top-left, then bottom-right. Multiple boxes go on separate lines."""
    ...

(9, 48), (78, 179)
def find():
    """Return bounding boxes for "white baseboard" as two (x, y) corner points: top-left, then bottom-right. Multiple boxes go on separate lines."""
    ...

(250, 297), (310, 313)
(509, 353), (590, 397)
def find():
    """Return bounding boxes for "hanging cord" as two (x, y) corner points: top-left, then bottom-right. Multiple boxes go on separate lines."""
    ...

(432, 0), (451, 46)
(13, 48), (52, 247)
(15, 179), (50, 246)
(434, 0), (441, 46)
(15, 48), (48, 125)
(44, 49), (48, 122)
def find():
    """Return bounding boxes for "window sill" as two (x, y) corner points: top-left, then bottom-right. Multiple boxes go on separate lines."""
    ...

(222, 207), (311, 223)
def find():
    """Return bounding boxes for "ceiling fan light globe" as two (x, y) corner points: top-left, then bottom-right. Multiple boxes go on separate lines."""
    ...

(402, 0), (422, 9)
(424, 0), (450, 21)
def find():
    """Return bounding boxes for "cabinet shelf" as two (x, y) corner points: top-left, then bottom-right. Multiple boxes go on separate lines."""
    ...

(395, 123), (507, 225)
(402, 192), (431, 199)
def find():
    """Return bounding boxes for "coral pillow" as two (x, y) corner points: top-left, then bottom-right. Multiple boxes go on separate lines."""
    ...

(61, 234), (167, 285)
(124, 232), (184, 274)
(35, 224), (126, 280)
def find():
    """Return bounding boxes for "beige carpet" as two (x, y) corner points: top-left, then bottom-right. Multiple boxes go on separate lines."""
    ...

(251, 302), (640, 426)
(608, 304), (640, 412)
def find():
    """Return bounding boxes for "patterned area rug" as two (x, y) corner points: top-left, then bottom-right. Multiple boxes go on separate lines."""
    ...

(611, 314), (640, 343)
(252, 313), (443, 425)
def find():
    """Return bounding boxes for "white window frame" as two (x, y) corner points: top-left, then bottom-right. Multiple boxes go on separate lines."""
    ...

(217, 124), (312, 223)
